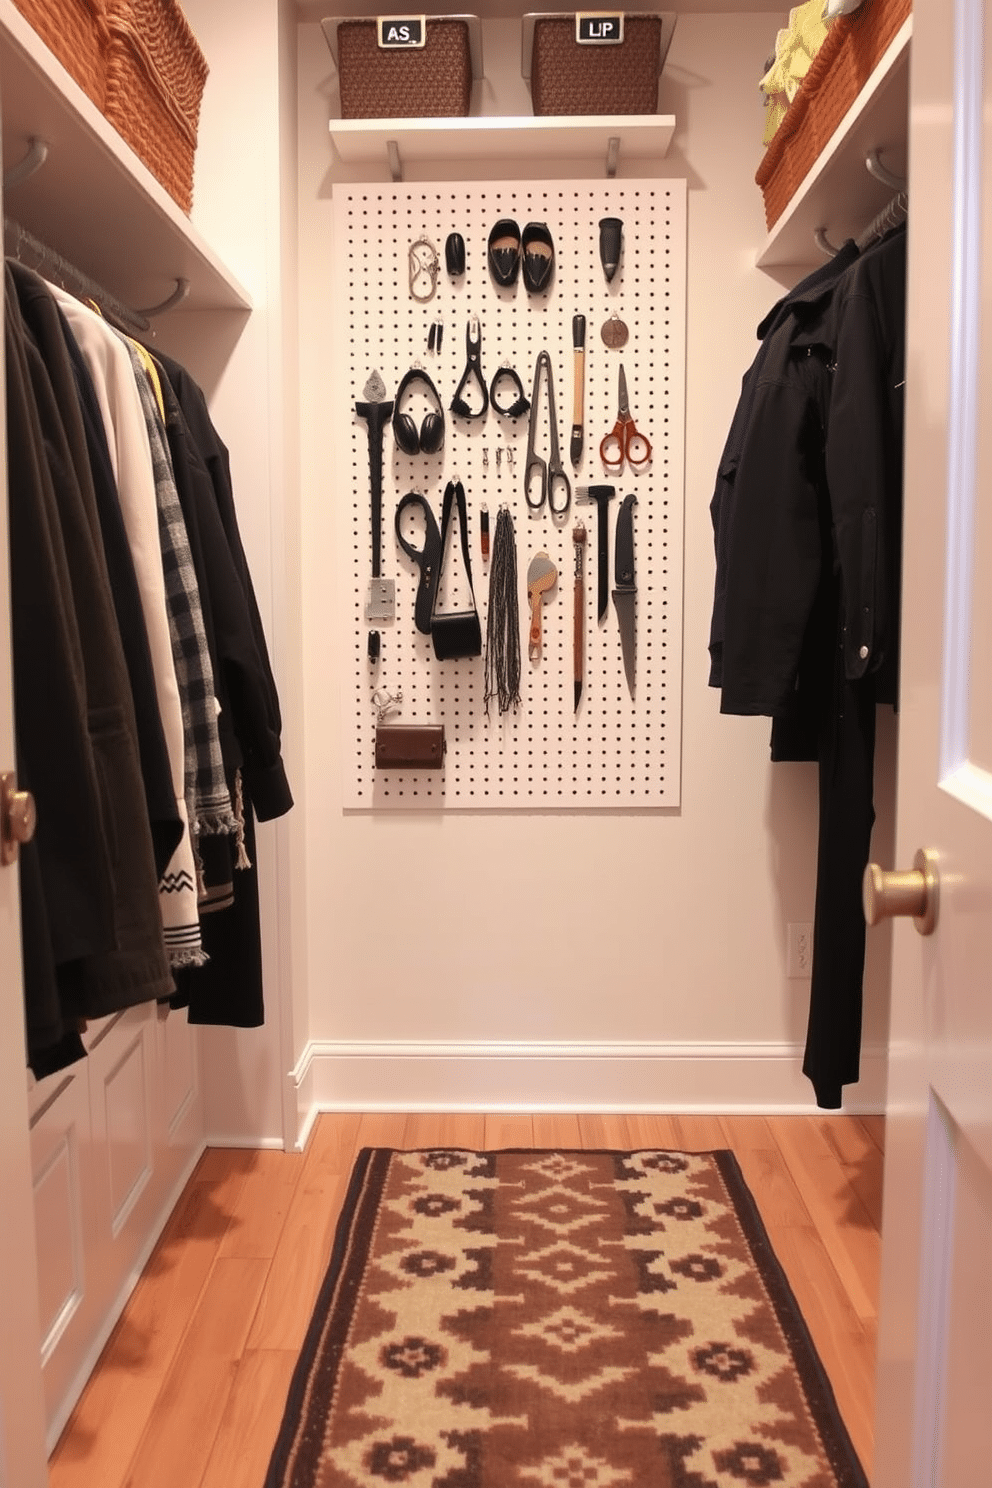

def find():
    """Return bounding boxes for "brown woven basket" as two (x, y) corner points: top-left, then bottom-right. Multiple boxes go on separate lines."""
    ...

(756, 0), (911, 230)
(104, 0), (209, 214)
(10, 0), (110, 111)
(531, 14), (662, 116)
(336, 19), (473, 119)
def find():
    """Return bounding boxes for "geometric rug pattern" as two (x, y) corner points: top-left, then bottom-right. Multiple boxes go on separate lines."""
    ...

(264, 1148), (868, 1487)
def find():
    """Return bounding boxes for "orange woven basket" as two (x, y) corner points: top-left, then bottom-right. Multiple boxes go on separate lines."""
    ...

(104, 0), (209, 214)
(756, 0), (911, 230)
(10, 0), (110, 111)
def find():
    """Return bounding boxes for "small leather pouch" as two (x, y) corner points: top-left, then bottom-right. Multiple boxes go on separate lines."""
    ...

(431, 610), (481, 660)
(431, 479), (482, 660)
(374, 723), (446, 770)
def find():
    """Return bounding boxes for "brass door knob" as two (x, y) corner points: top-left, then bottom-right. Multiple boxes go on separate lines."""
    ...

(863, 847), (939, 936)
(1, 770), (37, 867)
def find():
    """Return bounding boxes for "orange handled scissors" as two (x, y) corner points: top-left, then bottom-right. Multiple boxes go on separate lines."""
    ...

(600, 364), (651, 473)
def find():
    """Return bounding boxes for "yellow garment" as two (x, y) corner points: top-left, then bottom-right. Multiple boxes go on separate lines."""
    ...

(759, 0), (832, 145)
(130, 338), (166, 422)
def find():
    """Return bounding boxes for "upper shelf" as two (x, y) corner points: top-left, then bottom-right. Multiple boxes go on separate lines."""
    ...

(328, 114), (676, 179)
(757, 15), (911, 269)
(0, 1), (251, 314)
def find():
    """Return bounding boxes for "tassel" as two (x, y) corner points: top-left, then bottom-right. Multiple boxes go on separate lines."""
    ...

(233, 768), (253, 870)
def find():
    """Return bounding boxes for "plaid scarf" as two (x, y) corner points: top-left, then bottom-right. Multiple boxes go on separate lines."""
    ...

(125, 343), (236, 857)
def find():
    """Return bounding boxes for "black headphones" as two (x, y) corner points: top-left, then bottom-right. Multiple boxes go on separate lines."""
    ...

(392, 366), (445, 455)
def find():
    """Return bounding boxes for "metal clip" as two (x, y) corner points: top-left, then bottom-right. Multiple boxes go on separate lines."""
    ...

(372, 687), (403, 722)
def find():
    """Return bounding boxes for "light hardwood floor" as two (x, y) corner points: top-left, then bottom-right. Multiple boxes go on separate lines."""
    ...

(47, 1113), (884, 1487)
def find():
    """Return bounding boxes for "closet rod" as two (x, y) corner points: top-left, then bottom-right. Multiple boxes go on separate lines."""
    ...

(3, 216), (150, 333)
(856, 190), (907, 250)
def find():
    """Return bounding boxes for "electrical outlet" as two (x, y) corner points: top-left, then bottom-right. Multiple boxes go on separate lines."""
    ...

(787, 922), (814, 979)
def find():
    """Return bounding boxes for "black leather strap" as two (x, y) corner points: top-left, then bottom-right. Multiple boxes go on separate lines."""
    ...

(450, 318), (489, 420)
(433, 480), (478, 617)
(395, 492), (442, 634)
(490, 364), (530, 419)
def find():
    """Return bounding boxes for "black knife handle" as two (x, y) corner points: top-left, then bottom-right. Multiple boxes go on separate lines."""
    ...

(355, 400), (393, 579)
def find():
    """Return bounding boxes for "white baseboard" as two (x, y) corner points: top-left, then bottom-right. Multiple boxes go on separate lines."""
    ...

(291, 1039), (887, 1141)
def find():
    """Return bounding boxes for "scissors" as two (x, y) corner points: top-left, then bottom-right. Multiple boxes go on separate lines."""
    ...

(525, 351), (571, 515)
(600, 364), (652, 473)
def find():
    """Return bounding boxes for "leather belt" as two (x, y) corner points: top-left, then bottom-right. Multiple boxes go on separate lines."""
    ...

(395, 492), (442, 633)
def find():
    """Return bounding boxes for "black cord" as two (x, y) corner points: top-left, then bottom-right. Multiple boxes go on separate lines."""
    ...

(484, 507), (522, 716)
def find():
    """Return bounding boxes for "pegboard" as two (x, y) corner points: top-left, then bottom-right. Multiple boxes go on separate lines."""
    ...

(333, 178), (686, 809)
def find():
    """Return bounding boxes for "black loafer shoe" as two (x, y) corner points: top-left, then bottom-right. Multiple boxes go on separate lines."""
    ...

(522, 221), (555, 293)
(488, 219), (521, 287)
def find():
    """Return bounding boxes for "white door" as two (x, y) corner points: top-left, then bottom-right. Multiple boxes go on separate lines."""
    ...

(871, 0), (992, 1480)
(0, 241), (50, 1483)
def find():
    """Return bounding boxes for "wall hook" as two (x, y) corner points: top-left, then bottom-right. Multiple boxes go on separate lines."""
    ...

(865, 148), (907, 194)
(813, 227), (841, 258)
(4, 136), (49, 191)
(136, 277), (191, 318)
(605, 135), (620, 178)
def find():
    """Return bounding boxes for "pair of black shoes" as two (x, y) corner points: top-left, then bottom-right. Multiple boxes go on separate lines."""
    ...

(488, 220), (555, 292)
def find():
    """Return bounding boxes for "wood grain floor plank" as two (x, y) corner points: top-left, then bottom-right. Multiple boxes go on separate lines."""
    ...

(198, 1349), (298, 1488)
(216, 1148), (304, 1261)
(769, 1117), (882, 1324)
(531, 1113), (583, 1146)
(671, 1114), (731, 1150)
(402, 1112), (486, 1148)
(622, 1112), (682, 1148)
(49, 1172), (241, 1487)
(814, 1116), (886, 1232)
(860, 1114), (886, 1151)
(484, 1112), (535, 1147)
(121, 1257), (270, 1488)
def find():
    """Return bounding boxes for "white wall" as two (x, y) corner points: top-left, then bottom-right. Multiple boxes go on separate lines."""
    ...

(292, 9), (895, 1120)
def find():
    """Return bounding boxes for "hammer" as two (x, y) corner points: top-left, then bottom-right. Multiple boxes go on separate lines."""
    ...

(576, 485), (616, 620)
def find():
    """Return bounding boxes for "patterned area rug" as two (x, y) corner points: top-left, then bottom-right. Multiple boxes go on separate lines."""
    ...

(264, 1148), (868, 1487)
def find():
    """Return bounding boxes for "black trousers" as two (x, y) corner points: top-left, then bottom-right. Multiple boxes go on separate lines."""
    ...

(802, 626), (877, 1109)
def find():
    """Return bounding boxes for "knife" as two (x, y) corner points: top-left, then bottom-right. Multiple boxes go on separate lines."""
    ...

(355, 369), (394, 622)
(573, 521), (586, 711)
(612, 494), (637, 697)
(570, 314), (586, 466)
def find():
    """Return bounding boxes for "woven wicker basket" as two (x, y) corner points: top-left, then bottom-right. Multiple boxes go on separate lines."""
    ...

(10, 0), (110, 111)
(336, 19), (473, 119)
(530, 14), (663, 116)
(104, 0), (209, 214)
(756, 0), (911, 230)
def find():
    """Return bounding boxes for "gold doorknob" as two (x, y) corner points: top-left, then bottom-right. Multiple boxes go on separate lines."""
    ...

(1, 770), (37, 867)
(863, 847), (939, 936)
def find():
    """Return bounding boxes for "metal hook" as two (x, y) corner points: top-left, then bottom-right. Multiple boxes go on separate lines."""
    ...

(865, 149), (907, 194)
(4, 137), (49, 192)
(813, 227), (841, 259)
(605, 135), (620, 178)
(136, 277), (191, 318)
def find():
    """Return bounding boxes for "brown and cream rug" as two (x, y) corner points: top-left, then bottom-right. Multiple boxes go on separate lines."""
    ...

(264, 1147), (868, 1487)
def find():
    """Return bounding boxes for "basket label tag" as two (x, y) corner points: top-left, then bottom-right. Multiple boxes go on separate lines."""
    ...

(575, 12), (625, 44)
(377, 15), (427, 48)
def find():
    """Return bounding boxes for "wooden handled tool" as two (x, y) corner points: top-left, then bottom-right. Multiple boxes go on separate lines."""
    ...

(570, 314), (586, 467)
(573, 522), (586, 711)
(527, 551), (558, 661)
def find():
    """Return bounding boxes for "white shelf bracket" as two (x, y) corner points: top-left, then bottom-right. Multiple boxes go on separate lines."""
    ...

(4, 136), (49, 191)
(387, 140), (403, 182)
(605, 135), (620, 178)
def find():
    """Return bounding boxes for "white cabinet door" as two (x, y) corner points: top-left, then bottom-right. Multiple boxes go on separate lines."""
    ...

(872, 0), (992, 1479)
(0, 123), (49, 1480)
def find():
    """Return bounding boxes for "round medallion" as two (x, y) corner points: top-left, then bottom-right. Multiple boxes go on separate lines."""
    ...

(601, 314), (629, 349)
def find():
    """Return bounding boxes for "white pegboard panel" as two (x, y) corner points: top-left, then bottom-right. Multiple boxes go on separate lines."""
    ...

(334, 178), (686, 810)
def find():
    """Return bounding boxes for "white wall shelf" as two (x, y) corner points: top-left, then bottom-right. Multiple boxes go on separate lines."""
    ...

(328, 114), (675, 179)
(0, 0), (251, 315)
(756, 16), (911, 270)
